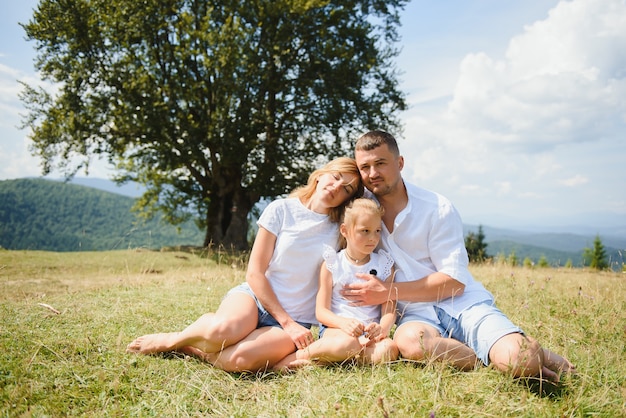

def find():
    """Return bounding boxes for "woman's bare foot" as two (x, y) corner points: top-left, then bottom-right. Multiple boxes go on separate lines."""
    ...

(126, 332), (180, 354)
(178, 345), (219, 363)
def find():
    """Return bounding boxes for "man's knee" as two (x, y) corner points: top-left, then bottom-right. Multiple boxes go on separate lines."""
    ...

(394, 323), (438, 361)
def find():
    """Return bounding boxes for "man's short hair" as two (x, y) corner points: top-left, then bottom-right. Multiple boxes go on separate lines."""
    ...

(355, 130), (400, 157)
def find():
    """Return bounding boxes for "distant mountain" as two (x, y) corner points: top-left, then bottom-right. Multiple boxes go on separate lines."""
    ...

(52, 177), (146, 198)
(3, 178), (624, 269)
(0, 178), (203, 251)
(464, 224), (625, 270)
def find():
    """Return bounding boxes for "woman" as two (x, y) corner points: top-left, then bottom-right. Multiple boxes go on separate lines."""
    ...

(127, 157), (363, 372)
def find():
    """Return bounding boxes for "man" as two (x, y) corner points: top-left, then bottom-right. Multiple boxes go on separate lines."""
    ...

(342, 130), (574, 381)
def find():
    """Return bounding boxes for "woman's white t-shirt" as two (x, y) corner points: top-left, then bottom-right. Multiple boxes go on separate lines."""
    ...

(257, 197), (340, 324)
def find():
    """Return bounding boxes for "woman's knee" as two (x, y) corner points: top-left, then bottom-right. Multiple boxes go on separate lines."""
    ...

(203, 314), (254, 345)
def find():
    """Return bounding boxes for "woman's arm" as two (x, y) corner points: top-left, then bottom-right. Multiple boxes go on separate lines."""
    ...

(246, 227), (312, 347)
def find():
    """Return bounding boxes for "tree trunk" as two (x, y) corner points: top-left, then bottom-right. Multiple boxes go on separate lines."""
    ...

(222, 188), (253, 251)
(203, 184), (254, 250)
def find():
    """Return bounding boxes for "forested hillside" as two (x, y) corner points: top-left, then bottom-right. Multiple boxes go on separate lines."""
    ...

(0, 178), (203, 251)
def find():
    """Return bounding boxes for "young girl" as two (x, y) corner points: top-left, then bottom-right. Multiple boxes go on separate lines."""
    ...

(275, 198), (398, 370)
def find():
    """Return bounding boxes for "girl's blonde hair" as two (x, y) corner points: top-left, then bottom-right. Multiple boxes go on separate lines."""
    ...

(339, 198), (384, 248)
(290, 157), (364, 223)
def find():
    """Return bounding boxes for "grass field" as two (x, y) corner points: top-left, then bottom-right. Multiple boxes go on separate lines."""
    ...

(1, 248), (624, 417)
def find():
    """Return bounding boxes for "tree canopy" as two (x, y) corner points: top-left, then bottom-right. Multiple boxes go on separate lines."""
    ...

(20, 0), (408, 249)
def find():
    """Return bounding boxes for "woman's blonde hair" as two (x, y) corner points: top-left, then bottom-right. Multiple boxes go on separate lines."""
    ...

(339, 198), (384, 248)
(290, 157), (364, 223)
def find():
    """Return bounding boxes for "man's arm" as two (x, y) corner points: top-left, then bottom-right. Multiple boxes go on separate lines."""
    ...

(340, 271), (465, 306)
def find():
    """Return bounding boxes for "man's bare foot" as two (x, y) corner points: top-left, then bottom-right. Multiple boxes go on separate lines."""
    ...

(541, 349), (577, 382)
(126, 332), (180, 354)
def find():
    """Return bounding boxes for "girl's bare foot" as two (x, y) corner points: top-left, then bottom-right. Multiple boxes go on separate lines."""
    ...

(126, 332), (180, 354)
(273, 358), (313, 372)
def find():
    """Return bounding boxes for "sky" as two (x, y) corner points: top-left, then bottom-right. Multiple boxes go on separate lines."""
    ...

(1, 0), (625, 233)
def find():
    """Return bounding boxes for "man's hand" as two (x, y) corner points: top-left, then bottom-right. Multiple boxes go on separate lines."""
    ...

(340, 272), (391, 306)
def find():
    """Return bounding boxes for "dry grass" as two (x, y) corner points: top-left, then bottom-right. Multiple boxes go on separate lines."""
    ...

(1, 249), (624, 417)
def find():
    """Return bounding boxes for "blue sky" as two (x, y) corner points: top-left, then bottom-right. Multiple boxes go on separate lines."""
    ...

(1, 0), (625, 232)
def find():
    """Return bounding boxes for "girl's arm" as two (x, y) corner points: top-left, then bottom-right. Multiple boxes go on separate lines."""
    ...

(246, 227), (312, 347)
(316, 263), (364, 337)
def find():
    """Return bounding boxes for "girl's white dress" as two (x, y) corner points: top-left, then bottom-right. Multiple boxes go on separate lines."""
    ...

(322, 245), (394, 325)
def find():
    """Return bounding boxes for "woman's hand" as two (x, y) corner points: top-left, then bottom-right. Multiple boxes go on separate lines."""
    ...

(283, 321), (314, 350)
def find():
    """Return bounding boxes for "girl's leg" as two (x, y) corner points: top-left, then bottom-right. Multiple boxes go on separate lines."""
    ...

(126, 292), (258, 355)
(276, 329), (362, 370)
(361, 337), (399, 365)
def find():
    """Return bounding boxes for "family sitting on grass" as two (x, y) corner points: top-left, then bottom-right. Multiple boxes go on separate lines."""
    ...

(127, 130), (576, 382)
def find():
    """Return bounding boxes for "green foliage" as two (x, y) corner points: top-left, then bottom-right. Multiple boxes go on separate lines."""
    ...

(507, 251), (518, 267)
(0, 178), (203, 251)
(488, 240), (585, 268)
(582, 235), (609, 270)
(523, 257), (533, 268)
(20, 0), (408, 250)
(2, 252), (625, 416)
(464, 225), (489, 263)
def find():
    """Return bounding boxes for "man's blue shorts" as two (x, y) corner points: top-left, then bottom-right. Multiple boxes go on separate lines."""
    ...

(396, 301), (523, 365)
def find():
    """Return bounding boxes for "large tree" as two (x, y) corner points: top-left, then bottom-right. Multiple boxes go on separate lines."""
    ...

(20, 0), (407, 249)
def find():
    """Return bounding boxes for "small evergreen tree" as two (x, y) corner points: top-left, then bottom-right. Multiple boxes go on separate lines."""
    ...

(523, 257), (533, 268)
(508, 251), (518, 267)
(465, 225), (489, 263)
(583, 235), (608, 270)
(538, 255), (549, 268)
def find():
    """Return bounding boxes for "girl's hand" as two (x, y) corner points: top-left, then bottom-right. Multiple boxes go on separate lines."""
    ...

(283, 321), (314, 350)
(364, 323), (383, 342)
(339, 318), (365, 338)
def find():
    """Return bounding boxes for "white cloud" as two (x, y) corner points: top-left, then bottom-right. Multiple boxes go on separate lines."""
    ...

(447, 0), (626, 153)
(399, 0), (626, 226)
(559, 175), (589, 187)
